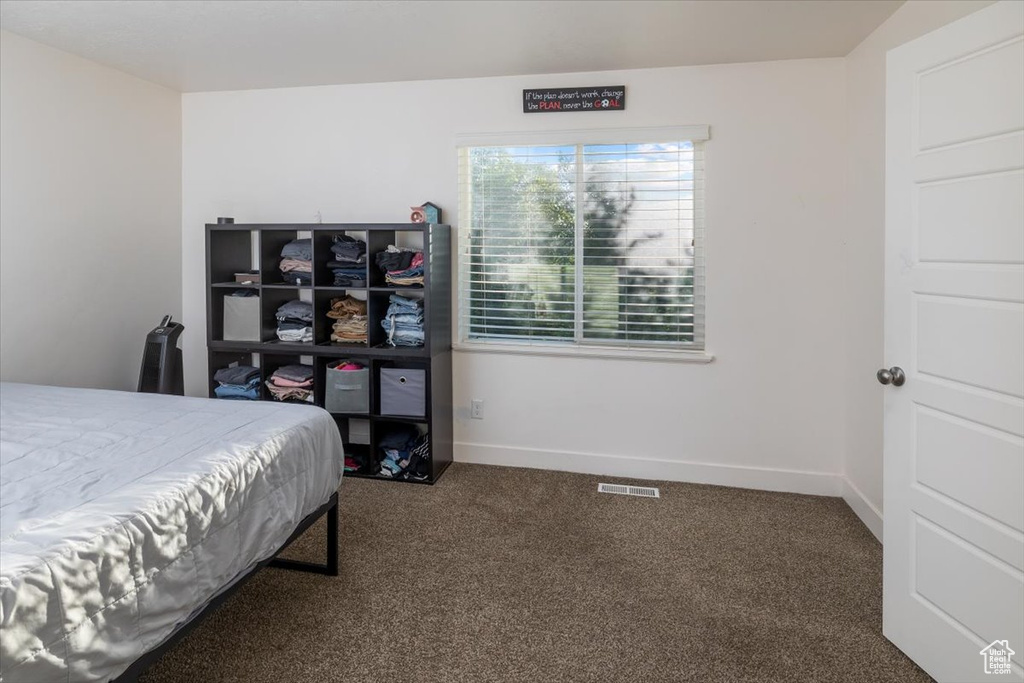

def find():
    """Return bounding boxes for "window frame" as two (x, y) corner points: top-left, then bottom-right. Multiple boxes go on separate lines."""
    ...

(456, 126), (712, 363)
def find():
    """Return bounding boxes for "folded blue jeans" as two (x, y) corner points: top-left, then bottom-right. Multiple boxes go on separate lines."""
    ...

(215, 380), (260, 400)
(388, 294), (421, 310)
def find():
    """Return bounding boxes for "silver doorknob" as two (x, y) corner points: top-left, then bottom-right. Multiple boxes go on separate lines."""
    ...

(877, 367), (906, 387)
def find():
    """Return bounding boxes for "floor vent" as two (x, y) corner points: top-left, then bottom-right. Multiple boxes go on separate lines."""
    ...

(598, 483), (660, 498)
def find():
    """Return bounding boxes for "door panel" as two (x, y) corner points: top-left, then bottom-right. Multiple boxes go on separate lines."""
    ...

(914, 517), (1024, 652)
(914, 133), (1024, 182)
(915, 295), (1024, 397)
(917, 37), (1023, 149)
(911, 483), (1024, 571)
(884, 2), (1024, 681)
(915, 406), (1024, 530)
(917, 171), (1024, 263)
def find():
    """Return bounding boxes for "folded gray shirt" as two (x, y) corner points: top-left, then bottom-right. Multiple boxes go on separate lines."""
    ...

(276, 299), (313, 322)
(272, 364), (314, 382)
(281, 238), (312, 261)
(213, 365), (260, 386)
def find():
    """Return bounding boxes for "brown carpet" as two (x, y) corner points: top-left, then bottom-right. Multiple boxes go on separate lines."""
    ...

(140, 463), (930, 683)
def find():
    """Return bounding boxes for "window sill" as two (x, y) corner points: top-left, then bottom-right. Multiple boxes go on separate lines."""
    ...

(452, 341), (714, 364)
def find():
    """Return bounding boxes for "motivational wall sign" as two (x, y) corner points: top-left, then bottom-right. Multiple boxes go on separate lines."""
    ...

(523, 85), (626, 113)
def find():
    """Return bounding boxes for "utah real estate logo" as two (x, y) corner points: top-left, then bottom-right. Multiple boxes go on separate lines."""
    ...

(980, 640), (1015, 676)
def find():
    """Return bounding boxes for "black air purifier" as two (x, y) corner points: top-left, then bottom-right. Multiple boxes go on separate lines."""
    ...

(138, 315), (184, 395)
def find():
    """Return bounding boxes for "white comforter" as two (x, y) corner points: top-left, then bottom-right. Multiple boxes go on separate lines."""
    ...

(0, 383), (344, 682)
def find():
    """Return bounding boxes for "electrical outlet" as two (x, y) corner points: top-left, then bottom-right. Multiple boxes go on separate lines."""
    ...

(471, 399), (484, 419)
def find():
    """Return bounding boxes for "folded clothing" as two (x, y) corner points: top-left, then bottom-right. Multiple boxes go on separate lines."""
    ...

(386, 268), (423, 286)
(328, 296), (368, 344)
(380, 294), (424, 347)
(229, 289), (257, 297)
(375, 246), (415, 272)
(280, 270), (312, 286)
(265, 384), (313, 402)
(213, 365), (261, 401)
(327, 264), (366, 287)
(276, 299), (313, 342)
(326, 296), (366, 318)
(277, 325), (313, 343)
(266, 364), (314, 403)
(271, 363), (314, 383)
(280, 258), (311, 273)
(213, 365), (260, 386)
(279, 239), (312, 285)
(331, 319), (366, 343)
(214, 378), (260, 400)
(325, 234), (368, 286)
(281, 238), (312, 261)
(271, 375), (313, 388)
(276, 299), (313, 322)
(375, 245), (424, 287)
(331, 235), (367, 263)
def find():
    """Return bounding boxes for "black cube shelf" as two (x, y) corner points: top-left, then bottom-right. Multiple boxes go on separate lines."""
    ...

(205, 222), (453, 484)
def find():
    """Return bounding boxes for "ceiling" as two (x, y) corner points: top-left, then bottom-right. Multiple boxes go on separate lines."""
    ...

(0, 0), (903, 93)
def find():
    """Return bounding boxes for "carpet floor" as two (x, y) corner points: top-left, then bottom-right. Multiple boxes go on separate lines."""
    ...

(141, 463), (930, 683)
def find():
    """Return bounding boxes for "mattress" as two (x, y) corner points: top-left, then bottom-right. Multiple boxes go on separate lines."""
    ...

(0, 383), (344, 682)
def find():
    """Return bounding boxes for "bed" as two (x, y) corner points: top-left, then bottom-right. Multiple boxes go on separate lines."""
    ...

(0, 382), (344, 683)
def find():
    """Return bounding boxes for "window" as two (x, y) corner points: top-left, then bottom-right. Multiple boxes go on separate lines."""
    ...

(457, 127), (706, 353)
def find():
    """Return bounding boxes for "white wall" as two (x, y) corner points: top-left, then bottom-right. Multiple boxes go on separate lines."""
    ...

(182, 58), (848, 495)
(0, 30), (182, 391)
(841, 0), (993, 539)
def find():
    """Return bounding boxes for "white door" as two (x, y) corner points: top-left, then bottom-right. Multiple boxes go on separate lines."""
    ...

(884, 2), (1024, 681)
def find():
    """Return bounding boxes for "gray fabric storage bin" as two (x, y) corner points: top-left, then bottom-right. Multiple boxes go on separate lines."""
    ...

(325, 363), (369, 413)
(223, 295), (260, 342)
(380, 368), (426, 417)
(348, 418), (371, 445)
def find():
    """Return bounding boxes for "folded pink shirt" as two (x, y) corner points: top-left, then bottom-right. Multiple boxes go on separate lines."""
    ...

(270, 376), (314, 388)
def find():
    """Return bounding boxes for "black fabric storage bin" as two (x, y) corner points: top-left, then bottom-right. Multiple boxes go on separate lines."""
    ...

(223, 295), (260, 342)
(324, 362), (369, 413)
(380, 368), (426, 417)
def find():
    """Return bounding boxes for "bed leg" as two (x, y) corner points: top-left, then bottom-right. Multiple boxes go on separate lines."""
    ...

(268, 492), (340, 576)
(326, 494), (339, 576)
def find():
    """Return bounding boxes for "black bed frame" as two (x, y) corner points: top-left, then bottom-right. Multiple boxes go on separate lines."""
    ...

(112, 492), (339, 682)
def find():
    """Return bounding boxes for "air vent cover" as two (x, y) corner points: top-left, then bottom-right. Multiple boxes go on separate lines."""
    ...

(598, 483), (660, 498)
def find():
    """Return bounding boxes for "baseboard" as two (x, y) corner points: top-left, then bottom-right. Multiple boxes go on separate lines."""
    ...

(454, 442), (843, 497)
(841, 478), (883, 542)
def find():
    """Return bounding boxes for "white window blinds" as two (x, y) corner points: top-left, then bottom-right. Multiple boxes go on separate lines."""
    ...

(458, 128), (706, 350)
